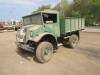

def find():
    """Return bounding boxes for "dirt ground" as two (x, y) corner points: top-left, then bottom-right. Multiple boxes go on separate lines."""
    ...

(0, 31), (100, 75)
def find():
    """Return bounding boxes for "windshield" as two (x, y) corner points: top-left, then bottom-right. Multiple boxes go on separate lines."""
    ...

(23, 13), (42, 25)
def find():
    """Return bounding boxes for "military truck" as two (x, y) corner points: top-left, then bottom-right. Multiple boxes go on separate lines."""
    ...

(16, 10), (85, 63)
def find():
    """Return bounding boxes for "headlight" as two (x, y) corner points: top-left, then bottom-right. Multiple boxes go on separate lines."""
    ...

(20, 35), (24, 39)
(17, 29), (25, 39)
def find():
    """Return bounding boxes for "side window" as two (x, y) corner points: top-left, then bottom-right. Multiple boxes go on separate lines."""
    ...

(42, 13), (57, 24)
(23, 17), (31, 25)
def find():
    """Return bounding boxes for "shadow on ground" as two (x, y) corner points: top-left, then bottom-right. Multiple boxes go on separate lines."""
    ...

(16, 48), (41, 63)
(76, 47), (100, 59)
(62, 44), (100, 59)
(16, 48), (34, 61)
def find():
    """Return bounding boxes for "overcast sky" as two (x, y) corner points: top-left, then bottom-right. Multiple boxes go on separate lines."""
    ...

(0, 0), (73, 21)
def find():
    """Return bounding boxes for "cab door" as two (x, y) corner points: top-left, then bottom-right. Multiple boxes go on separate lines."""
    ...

(42, 13), (60, 37)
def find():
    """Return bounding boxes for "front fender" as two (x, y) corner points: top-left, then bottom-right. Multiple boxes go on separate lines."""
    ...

(32, 32), (55, 42)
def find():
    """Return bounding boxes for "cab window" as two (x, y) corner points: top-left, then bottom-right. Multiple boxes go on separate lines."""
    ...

(42, 13), (57, 24)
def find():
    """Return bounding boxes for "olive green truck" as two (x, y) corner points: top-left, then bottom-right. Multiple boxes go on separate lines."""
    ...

(16, 10), (85, 63)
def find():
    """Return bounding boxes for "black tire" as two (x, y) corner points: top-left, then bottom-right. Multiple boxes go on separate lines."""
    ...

(69, 34), (79, 48)
(36, 42), (53, 63)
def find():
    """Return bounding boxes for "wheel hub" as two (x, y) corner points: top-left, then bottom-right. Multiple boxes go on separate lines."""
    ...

(44, 47), (51, 55)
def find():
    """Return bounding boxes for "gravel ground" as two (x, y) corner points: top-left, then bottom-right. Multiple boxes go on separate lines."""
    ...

(0, 31), (100, 75)
(83, 27), (100, 32)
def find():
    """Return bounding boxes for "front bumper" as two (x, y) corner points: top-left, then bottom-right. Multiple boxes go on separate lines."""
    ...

(16, 42), (34, 52)
(16, 29), (35, 52)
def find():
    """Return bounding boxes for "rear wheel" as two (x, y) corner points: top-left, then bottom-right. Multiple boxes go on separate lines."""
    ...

(69, 34), (79, 48)
(36, 42), (53, 63)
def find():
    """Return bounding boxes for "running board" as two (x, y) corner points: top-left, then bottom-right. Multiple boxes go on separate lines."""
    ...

(57, 43), (63, 47)
(64, 36), (70, 39)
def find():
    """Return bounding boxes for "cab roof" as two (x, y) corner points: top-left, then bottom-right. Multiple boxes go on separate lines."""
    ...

(23, 10), (59, 18)
(41, 10), (59, 14)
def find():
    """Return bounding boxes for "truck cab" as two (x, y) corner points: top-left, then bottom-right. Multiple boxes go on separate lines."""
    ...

(16, 10), (85, 63)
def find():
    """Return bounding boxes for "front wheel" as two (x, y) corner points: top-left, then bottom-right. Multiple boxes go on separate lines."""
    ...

(36, 42), (53, 63)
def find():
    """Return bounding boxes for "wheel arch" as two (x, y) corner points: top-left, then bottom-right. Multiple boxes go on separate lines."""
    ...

(39, 34), (57, 50)
(27, 33), (58, 50)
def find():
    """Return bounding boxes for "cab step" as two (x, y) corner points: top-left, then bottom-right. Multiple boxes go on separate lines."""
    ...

(57, 43), (63, 47)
